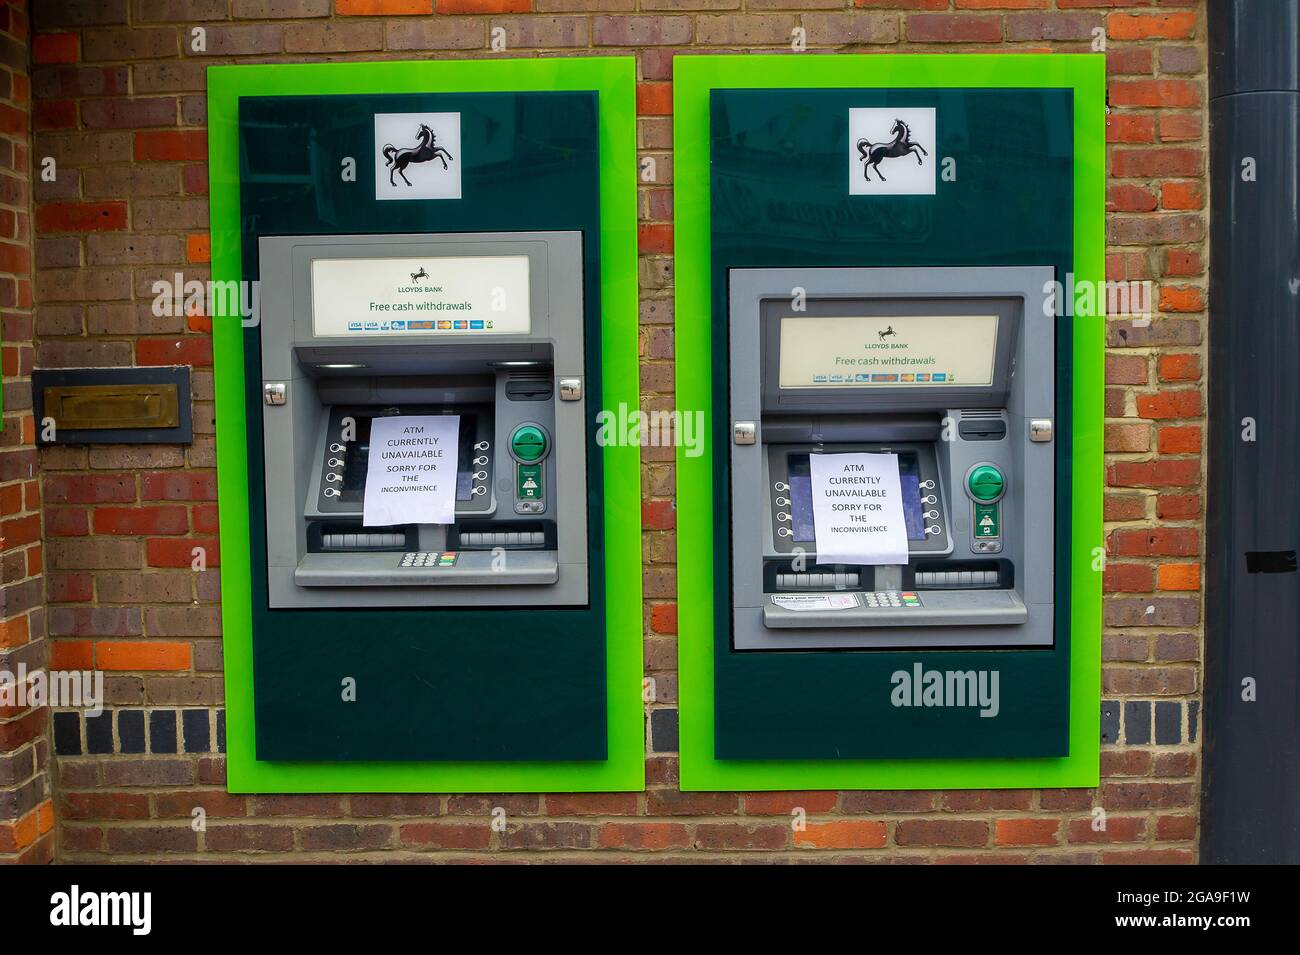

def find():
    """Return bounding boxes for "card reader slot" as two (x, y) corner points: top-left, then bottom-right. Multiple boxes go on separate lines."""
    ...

(505, 377), (553, 401)
(957, 419), (1007, 441)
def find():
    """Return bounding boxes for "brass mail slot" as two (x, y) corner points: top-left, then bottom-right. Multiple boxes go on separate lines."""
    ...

(43, 383), (181, 431)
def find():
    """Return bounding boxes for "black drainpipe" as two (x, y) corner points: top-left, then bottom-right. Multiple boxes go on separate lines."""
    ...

(1203, 1), (1300, 863)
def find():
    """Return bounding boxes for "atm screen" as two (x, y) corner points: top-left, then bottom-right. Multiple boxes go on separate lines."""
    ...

(787, 453), (926, 543)
(778, 314), (999, 389)
(338, 413), (476, 504)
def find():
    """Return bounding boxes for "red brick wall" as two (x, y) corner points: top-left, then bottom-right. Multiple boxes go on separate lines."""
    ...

(26, 0), (1206, 862)
(0, 0), (55, 865)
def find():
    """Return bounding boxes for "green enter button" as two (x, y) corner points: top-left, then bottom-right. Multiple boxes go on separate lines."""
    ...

(511, 425), (548, 462)
(967, 465), (1005, 502)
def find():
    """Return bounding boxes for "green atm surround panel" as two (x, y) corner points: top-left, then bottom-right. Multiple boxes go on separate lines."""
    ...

(673, 55), (1104, 791)
(208, 59), (643, 793)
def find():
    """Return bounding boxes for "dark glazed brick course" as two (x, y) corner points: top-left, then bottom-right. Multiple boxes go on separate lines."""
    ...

(1124, 701), (1152, 745)
(118, 709), (145, 753)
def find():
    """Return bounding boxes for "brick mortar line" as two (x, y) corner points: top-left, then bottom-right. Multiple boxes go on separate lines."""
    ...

(56, 842), (1197, 856)
(51, 807), (1198, 820)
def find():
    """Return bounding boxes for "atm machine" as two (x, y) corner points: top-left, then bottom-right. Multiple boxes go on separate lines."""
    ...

(680, 72), (1102, 769)
(210, 67), (642, 789)
(730, 266), (1054, 650)
(241, 228), (608, 765)
(258, 231), (587, 609)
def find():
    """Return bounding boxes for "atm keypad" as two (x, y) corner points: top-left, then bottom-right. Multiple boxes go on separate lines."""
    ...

(864, 591), (922, 609)
(400, 551), (458, 568)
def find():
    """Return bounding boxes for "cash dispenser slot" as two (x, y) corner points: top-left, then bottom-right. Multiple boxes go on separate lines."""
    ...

(454, 521), (554, 550)
(912, 560), (1011, 590)
(310, 523), (414, 552)
(775, 571), (862, 589)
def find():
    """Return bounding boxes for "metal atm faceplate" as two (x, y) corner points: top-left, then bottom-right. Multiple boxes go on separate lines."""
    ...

(258, 231), (589, 610)
(728, 266), (1057, 651)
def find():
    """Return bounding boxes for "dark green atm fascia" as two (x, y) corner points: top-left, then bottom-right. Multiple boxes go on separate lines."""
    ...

(208, 59), (643, 793)
(674, 55), (1105, 791)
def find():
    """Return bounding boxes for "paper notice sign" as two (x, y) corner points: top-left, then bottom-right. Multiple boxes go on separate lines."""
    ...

(362, 415), (460, 526)
(809, 452), (909, 565)
(771, 594), (860, 611)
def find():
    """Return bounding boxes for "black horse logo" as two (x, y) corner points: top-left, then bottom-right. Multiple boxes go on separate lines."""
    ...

(410, 267), (428, 283)
(856, 119), (928, 182)
(878, 325), (897, 342)
(382, 124), (454, 188)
